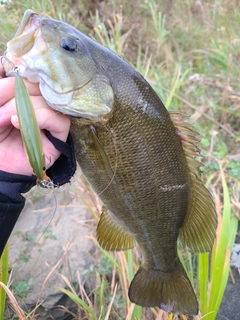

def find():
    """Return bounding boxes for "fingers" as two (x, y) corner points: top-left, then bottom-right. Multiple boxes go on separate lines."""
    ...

(1, 94), (70, 143)
(33, 108), (70, 142)
(0, 97), (17, 126)
(41, 133), (61, 170)
(0, 76), (41, 106)
(0, 62), (71, 175)
(0, 60), (5, 78)
(0, 78), (15, 105)
(0, 67), (5, 78)
(11, 96), (70, 141)
(0, 68), (71, 173)
(11, 109), (70, 170)
(0, 95), (49, 126)
(9, 103), (70, 172)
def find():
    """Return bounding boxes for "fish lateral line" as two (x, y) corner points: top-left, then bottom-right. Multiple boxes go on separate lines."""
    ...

(159, 183), (187, 192)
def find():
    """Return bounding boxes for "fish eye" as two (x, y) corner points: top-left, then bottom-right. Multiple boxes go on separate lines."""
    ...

(60, 37), (77, 52)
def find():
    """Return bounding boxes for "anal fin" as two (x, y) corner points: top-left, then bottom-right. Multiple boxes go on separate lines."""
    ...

(97, 207), (135, 251)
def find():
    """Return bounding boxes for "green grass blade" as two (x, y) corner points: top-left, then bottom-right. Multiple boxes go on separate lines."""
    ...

(198, 252), (209, 315)
(165, 67), (190, 110)
(56, 287), (98, 320)
(126, 250), (134, 282)
(178, 247), (194, 285)
(199, 169), (238, 319)
(131, 304), (142, 320)
(209, 171), (238, 317)
(0, 243), (8, 319)
(187, 251), (195, 285)
(91, 236), (121, 271)
(207, 172), (230, 318)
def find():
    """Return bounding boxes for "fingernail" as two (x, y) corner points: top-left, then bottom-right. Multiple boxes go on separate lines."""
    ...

(12, 115), (19, 122)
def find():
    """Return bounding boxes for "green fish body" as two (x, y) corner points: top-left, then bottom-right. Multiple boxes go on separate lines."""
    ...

(3, 10), (217, 315)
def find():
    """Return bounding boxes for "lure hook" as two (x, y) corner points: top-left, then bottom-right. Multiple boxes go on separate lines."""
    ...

(1, 54), (20, 73)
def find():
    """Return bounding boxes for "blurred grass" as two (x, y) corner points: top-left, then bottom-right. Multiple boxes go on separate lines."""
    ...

(0, 0), (239, 319)
(0, 244), (8, 319)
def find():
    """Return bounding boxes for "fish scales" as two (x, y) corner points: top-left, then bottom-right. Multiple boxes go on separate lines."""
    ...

(70, 65), (190, 270)
(3, 10), (217, 316)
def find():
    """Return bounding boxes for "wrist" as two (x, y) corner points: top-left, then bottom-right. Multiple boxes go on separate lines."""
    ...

(0, 170), (36, 203)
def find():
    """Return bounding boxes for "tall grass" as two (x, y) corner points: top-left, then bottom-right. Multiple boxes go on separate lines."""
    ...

(0, 244), (8, 319)
(198, 167), (238, 319)
(179, 165), (239, 320)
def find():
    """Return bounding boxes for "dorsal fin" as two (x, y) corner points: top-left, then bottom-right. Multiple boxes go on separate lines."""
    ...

(170, 112), (202, 175)
(170, 112), (217, 253)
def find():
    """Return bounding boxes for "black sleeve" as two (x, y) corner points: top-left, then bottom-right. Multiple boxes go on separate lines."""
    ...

(0, 185), (31, 257)
(0, 131), (76, 257)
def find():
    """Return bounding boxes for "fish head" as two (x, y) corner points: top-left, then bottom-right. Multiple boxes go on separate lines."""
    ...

(3, 10), (114, 121)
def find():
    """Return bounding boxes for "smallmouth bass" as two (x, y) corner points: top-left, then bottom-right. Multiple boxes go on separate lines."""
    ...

(3, 10), (217, 316)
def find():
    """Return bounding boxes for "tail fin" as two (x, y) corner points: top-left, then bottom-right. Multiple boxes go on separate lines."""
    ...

(128, 262), (198, 316)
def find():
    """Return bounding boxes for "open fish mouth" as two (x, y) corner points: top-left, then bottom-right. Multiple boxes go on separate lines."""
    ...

(2, 10), (114, 120)
(14, 9), (41, 38)
(2, 10), (47, 77)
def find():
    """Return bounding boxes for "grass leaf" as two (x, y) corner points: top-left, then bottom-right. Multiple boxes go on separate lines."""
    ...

(56, 287), (98, 320)
(0, 244), (8, 319)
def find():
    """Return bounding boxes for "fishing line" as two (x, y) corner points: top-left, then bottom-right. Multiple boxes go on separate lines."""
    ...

(96, 123), (118, 196)
(29, 190), (58, 243)
(1, 55), (16, 69)
(5, 190), (58, 272)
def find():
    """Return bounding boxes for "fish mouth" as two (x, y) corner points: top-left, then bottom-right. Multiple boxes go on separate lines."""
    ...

(14, 9), (41, 38)
(2, 10), (46, 75)
(2, 10), (114, 121)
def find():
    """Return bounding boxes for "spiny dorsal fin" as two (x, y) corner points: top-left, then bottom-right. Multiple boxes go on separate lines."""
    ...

(169, 112), (217, 253)
(170, 112), (202, 175)
(97, 206), (136, 251)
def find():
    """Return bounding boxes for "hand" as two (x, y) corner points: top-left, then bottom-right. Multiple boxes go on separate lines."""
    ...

(0, 63), (70, 176)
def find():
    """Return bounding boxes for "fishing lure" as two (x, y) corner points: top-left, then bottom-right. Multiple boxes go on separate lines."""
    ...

(14, 71), (56, 190)
(15, 72), (47, 180)
(1, 55), (54, 189)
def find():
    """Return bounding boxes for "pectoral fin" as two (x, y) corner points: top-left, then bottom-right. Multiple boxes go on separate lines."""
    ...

(97, 207), (136, 251)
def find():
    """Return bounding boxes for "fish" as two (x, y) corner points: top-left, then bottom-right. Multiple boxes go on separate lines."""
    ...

(2, 10), (217, 315)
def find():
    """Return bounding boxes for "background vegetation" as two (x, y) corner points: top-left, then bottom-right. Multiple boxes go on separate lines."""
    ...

(0, 0), (239, 319)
